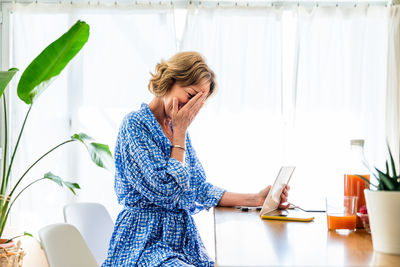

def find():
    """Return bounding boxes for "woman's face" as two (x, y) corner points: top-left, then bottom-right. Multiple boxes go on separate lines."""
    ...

(163, 80), (210, 119)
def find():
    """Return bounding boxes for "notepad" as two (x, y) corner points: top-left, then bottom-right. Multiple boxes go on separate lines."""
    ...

(260, 209), (315, 222)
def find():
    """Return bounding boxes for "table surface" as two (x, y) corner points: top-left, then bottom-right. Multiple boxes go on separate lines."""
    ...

(213, 207), (400, 266)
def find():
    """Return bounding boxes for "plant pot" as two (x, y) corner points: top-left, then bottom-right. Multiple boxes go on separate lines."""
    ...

(364, 189), (400, 255)
(0, 239), (25, 267)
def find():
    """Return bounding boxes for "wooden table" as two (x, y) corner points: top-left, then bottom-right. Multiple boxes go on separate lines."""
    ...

(213, 207), (400, 266)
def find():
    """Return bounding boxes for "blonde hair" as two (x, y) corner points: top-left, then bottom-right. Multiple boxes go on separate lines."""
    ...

(148, 51), (217, 97)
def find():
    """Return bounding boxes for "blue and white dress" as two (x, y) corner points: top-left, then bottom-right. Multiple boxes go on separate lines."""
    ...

(102, 103), (226, 267)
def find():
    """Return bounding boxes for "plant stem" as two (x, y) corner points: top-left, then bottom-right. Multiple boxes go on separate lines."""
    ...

(4, 105), (32, 192)
(0, 96), (8, 213)
(9, 139), (74, 197)
(5, 233), (28, 244)
(0, 139), (75, 236)
(0, 177), (45, 237)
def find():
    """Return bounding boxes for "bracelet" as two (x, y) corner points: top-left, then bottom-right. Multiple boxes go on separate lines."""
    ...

(172, 144), (186, 151)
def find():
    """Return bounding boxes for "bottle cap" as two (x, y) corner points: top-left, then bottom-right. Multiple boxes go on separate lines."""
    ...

(350, 139), (365, 147)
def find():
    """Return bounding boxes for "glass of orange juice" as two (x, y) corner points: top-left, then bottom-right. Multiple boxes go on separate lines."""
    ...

(326, 196), (357, 231)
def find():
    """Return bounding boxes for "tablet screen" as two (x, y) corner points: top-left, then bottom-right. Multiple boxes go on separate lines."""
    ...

(259, 166), (295, 216)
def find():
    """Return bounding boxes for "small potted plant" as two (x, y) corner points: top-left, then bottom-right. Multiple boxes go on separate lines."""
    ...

(361, 143), (400, 255)
(0, 20), (113, 266)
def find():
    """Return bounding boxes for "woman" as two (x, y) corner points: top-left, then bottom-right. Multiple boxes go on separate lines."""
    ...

(102, 51), (289, 266)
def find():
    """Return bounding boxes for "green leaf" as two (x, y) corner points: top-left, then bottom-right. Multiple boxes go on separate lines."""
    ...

(44, 172), (63, 187)
(356, 174), (377, 189)
(71, 133), (114, 171)
(23, 232), (33, 237)
(63, 181), (80, 195)
(376, 168), (395, 190)
(17, 20), (89, 104)
(0, 68), (18, 99)
(385, 160), (389, 176)
(387, 144), (398, 178)
(44, 172), (80, 195)
(5, 232), (34, 243)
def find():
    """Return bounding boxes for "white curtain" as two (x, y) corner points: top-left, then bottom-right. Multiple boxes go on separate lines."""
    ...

(181, 5), (285, 195)
(386, 5), (400, 169)
(8, 3), (177, 232)
(5, 0), (392, 236)
(182, 5), (388, 210)
(290, 5), (388, 208)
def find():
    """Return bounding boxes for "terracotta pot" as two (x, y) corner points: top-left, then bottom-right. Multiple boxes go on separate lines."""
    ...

(0, 239), (25, 267)
(364, 189), (400, 255)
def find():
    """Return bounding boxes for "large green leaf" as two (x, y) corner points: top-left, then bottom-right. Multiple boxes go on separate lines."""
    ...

(71, 133), (114, 171)
(17, 20), (89, 104)
(44, 172), (80, 195)
(0, 68), (18, 99)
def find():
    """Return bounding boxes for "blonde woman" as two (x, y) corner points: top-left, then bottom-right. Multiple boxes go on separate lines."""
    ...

(102, 51), (289, 266)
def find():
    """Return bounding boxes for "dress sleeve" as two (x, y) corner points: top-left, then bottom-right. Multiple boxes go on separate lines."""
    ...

(193, 159), (226, 212)
(121, 128), (190, 210)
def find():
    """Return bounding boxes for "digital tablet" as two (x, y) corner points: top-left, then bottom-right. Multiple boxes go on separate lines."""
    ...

(259, 166), (295, 216)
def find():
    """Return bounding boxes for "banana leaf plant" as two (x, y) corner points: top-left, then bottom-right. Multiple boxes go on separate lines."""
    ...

(0, 20), (113, 239)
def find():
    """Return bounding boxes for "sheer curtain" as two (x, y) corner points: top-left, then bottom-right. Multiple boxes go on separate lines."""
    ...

(181, 5), (285, 194)
(181, 4), (388, 209)
(8, 3), (176, 232)
(289, 5), (388, 208)
(386, 5), (400, 167)
(4, 0), (392, 241)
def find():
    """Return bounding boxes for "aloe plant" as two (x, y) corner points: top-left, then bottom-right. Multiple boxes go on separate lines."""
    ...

(358, 143), (400, 191)
(0, 20), (113, 239)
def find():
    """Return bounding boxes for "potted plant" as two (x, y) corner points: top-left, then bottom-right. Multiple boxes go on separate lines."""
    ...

(0, 20), (113, 266)
(361, 144), (400, 255)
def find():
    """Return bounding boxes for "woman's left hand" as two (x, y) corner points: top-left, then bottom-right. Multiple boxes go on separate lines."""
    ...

(255, 185), (290, 209)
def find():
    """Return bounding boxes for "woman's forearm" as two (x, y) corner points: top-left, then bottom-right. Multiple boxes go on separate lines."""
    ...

(217, 191), (262, 207)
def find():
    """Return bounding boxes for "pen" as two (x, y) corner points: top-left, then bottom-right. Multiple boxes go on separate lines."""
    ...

(237, 207), (262, 212)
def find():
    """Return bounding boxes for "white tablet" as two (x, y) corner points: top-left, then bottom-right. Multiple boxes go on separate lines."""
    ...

(259, 166), (295, 216)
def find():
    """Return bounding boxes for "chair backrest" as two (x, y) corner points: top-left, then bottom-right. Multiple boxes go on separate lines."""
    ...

(39, 223), (98, 267)
(63, 202), (114, 265)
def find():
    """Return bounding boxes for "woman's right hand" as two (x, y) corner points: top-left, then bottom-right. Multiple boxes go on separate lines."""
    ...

(171, 92), (207, 134)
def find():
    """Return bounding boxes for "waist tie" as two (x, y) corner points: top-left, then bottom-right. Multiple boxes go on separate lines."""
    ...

(124, 204), (187, 215)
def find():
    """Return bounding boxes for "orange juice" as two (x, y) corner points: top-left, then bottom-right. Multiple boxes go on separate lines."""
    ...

(327, 215), (357, 230)
(344, 174), (370, 212)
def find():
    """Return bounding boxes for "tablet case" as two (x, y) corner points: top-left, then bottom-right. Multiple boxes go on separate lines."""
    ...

(260, 209), (315, 222)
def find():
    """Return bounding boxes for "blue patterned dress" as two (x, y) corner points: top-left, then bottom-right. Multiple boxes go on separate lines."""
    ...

(102, 103), (226, 267)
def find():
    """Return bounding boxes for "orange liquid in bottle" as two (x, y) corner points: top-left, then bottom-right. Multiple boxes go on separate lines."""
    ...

(344, 174), (370, 211)
(327, 215), (357, 230)
(344, 174), (370, 228)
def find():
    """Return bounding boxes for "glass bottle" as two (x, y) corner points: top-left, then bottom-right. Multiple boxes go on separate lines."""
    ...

(344, 139), (370, 228)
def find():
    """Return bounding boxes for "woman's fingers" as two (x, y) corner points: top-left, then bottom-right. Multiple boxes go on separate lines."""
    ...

(279, 202), (290, 209)
(172, 92), (206, 132)
(178, 92), (206, 123)
(180, 92), (204, 112)
(278, 185), (290, 209)
(282, 185), (290, 197)
(172, 97), (178, 116)
(190, 94), (207, 118)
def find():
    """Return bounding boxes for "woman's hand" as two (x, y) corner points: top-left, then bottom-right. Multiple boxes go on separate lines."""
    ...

(255, 185), (290, 209)
(171, 92), (207, 134)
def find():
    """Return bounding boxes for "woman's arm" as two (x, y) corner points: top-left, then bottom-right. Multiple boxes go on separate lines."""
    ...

(217, 191), (262, 207)
(217, 185), (290, 208)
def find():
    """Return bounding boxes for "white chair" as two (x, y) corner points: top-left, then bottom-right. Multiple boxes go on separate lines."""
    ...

(63, 202), (114, 265)
(39, 223), (98, 267)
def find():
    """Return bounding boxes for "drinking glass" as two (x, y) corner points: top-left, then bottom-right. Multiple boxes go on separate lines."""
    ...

(326, 196), (357, 231)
